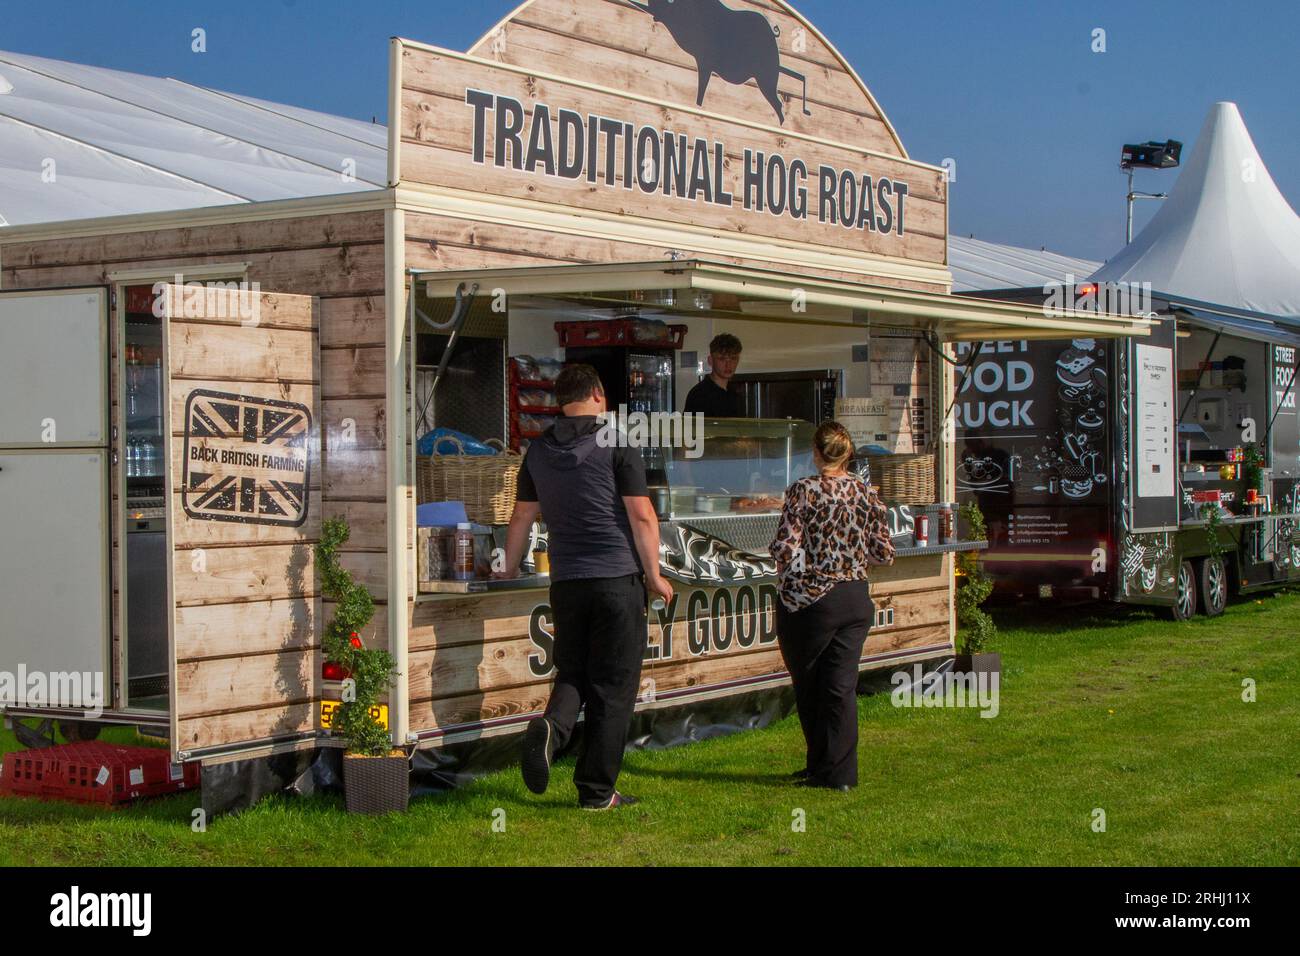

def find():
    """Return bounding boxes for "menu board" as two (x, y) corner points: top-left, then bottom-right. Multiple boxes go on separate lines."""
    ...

(836, 395), (897, 453)
(1135, 343), (1176, 500)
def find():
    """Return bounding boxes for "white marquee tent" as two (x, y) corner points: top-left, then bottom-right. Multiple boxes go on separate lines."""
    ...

(0, 49), (386, 226)
(1092, 102), (1300, 319)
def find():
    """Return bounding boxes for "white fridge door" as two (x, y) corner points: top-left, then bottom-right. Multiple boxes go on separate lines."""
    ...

(0, 288), (108, 447)
(0, 449), (110, 709)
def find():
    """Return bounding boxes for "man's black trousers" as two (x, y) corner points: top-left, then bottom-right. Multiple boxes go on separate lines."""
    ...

(775, 579), (873, 788)
(545, 573), (647, 806)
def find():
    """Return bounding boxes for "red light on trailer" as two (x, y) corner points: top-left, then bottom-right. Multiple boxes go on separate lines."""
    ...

(323, 661), (349, 682)
(1076, 283), (1098, 298)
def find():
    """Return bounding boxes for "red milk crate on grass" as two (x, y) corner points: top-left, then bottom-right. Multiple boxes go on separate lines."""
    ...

(0, 742), (200, 806)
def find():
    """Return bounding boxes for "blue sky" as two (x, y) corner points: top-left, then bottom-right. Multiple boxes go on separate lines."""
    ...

(3, 0), (1297, 261)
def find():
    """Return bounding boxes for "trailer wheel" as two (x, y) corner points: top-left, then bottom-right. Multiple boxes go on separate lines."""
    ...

(1171, 560), (1197, 621)
(58, 720), (102, 743)
(1197, 556), (1227, 617)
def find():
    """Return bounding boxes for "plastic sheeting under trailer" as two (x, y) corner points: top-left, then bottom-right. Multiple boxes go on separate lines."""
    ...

(198, 661), (947, 817)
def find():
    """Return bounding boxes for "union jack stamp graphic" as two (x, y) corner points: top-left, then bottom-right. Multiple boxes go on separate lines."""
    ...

(181, 389), (312, 527)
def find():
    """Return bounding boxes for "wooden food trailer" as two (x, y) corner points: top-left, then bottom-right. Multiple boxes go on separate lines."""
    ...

(0, 0), (1148, 811)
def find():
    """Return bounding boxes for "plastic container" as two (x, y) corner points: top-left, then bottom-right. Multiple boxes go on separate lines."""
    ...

(0, 742), (199, 806)
(914, 512), (930, 548)
(452, 522), (475, 581)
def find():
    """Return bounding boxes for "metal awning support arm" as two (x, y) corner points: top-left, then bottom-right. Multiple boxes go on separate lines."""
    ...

(412, 281), (479, 432)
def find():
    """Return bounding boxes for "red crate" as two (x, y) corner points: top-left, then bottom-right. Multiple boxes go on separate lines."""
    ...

(0, 742), (199, 806)
(555, 319), (687, 350)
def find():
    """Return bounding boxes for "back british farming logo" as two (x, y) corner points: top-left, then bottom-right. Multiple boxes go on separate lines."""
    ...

(182, 389), (311, 527)
(624, 0), (812, 124)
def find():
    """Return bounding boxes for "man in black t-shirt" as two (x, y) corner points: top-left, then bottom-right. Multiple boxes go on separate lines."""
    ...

(684, 333), (744, 418)
(496, 364), (673, 810)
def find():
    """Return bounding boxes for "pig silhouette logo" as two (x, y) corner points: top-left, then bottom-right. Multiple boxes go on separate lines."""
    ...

(625, 0), (812, 124)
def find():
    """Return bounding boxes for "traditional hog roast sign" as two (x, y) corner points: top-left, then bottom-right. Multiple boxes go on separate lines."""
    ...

(398, 0), (948, 265)
(181, 389), (312, 527)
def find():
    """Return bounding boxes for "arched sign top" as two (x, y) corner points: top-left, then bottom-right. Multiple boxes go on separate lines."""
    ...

(394, 0), (948, 269)
(468, 0), (908, 158)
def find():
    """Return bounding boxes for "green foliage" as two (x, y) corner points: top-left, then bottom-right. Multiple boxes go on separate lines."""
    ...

(317, 517), (398, 757)
(1242, 442), (1265, 494)
(1200, 503), (1226, 561)
(955, 502), (996, 654)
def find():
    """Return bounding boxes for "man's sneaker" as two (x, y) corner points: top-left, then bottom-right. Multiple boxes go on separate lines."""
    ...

(581, 791), (640, 811)
(520, 717), (553, 795)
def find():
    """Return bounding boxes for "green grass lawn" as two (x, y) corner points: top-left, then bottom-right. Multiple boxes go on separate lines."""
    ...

(2, 590), (1297, 866)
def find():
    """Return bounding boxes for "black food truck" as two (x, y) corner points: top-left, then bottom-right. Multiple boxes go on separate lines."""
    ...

(954, 292), (1300, 619)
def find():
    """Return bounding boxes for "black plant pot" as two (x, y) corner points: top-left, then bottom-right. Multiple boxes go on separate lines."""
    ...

(343, 753), (410, 814)
(953, 652), (1001, 676)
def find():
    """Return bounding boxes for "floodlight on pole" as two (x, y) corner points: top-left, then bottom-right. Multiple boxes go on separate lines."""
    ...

(1121, 139), (1182, 244)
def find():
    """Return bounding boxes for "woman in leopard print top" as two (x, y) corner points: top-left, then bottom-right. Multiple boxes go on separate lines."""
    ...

(769, 421), (895, 791)
(770, 469), (895, 612)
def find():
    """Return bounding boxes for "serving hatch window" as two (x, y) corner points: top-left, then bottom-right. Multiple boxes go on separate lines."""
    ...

(411, 279), (943, 563)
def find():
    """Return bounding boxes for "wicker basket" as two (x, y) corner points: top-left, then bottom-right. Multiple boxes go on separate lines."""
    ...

(868, 453), (936, 505)
(342, 753), (410, 815)
(417, 436), (521, 526)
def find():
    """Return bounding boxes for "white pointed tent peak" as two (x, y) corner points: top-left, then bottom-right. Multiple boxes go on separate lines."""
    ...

(1091, 102), (1300, 318)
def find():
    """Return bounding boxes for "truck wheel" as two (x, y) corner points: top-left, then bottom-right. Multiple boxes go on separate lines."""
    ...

(1171, 560), (1197, 621)
(1198, 556), (1227, 617)
(58, 720), (102, 742)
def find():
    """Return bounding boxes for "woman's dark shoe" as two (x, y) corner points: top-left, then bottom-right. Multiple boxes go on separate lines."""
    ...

(790, 767), (811, 780)
(520, 717), (553, 794)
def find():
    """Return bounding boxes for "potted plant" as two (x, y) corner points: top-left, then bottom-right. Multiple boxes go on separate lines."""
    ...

(317, 516), (407, 814)
(954, 502), (999, 675)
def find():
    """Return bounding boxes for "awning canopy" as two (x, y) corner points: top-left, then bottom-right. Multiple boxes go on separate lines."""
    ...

(1170, 299), (1300, 349)
(419, 260), (1152, 341)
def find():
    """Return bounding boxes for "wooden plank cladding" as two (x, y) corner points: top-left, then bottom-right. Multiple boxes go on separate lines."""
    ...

(402, 212), (951, 295)
(396, 5), (949, 264)
(468, 0), (903, 154)
(406, 560), (951, 735)
(164, 286), (325, 755)
(395, 50), (946, 261)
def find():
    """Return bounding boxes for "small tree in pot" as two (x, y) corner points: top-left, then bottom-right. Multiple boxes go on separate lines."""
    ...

(317, 517), (407, 814)
(955, 502), (999, 675)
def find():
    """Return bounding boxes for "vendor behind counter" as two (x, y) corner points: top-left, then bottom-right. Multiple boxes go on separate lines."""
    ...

(684, 333), (745, 418)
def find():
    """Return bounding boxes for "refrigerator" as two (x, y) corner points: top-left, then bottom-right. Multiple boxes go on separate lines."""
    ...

(564, 345), (679, 482)
(122, 305), (168, 702)
(0, 289), (111, 709)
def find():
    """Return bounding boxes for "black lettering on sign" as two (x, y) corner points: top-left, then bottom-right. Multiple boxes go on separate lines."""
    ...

(527, 604), (555, 678)
(463, 91), (911, 236)
(711, 588), (734, 650)
(735, 585), (758, 647)
(687, 589), (711, 656)
(181, 389), (311, 527)
(650, 592), (680, 661)
(759, 584), (780, 644)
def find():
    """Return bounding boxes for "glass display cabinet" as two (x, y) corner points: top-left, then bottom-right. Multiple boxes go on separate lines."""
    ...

(654, 418), (817, 553)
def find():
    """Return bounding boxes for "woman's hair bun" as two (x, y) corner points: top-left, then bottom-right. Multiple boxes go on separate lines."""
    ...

(814, 421), (855, 468)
